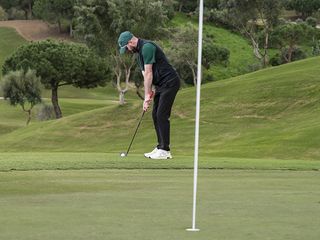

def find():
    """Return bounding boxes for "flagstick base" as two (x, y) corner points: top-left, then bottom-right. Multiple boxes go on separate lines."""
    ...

(186, 228), (200, 232)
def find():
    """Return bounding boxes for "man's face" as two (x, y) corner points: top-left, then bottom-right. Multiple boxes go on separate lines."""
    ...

(125, 40), (137, 53)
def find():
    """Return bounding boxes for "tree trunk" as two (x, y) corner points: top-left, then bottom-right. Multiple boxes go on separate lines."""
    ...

(51, 87), (62, 119)
(179, 3), (183, 12)
(119, 90), (126, 105)
(58, 19), (62, 33)
(287, 47), (293, 63)
(191, 66), (196, 86)
(26, 109), (31, 125)
(69, 21), (73, 37)
(262, 32), (270, 67)
(28, 0), (32, 19)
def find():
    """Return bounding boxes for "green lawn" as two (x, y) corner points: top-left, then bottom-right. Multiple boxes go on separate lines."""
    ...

(0, 169), (319, 240)
(0, 153), (319, 171)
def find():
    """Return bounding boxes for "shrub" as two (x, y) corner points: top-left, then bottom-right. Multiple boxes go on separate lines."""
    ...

(270, 47), (307, 66)
(7, 7), (25, 20)
(37, 104), (55, 121)
(306, 17), (317, 27)
(0, 6), (8, 20)
(312, 40), (320, 56)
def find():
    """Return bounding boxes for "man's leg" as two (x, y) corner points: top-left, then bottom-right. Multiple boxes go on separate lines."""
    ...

(152, 91), (161, 148)
(156, 86), (179, 151)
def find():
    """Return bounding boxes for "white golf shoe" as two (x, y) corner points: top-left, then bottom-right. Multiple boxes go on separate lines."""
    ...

(149, 149), (172, 160)
(144, 147), (158, 158)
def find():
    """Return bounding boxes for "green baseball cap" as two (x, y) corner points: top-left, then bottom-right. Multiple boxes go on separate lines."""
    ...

(118, 31), (133, 54)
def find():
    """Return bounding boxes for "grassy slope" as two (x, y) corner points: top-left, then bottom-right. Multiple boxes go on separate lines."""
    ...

(1, 57), (320, 162)
(0, 27), (26, 77)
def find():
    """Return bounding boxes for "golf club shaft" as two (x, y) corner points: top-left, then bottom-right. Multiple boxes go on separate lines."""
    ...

(126, 111), (145, 155)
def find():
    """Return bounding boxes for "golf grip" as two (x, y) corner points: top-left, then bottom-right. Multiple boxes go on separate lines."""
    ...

(126, 111), (145, 155)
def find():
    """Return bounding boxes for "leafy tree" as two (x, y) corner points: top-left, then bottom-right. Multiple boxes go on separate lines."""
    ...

(74, 0), (169, 104)
(167, 23), (229, 85)
(0, 5), (8, 20)
(220, 0), (282, 67)
(285, 0), (320, 20)
(306, 16), (317, 27)
(176, 0), (197, 13)
(1, 69), (41, 125)
(3, 40), (110, 119)
(0, 0), (34, 19)
(33, 0), (75, 34)
(271, 22), (314, 62)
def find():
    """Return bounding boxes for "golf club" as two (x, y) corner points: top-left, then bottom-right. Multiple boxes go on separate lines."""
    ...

(120, 110), (145, 157)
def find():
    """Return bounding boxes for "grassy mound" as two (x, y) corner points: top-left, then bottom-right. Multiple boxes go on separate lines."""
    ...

(1, 57), (320, 161)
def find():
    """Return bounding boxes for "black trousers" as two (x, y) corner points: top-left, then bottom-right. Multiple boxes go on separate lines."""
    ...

(152, 84), (179, 151)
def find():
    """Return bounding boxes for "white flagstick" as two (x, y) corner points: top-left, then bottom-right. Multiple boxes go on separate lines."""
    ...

(186, 0), (203, 232)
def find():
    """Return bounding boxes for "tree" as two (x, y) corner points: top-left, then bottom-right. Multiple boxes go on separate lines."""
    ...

(3, 40), (110, 119)
(1, 69), (41, 125)
(285, 0), (320, 20)
(0, 5), (8, 20)
(74, 0), (169, 104)
(0, 0), (34, 19)
(167, 23), (230, 85)
(33, 0), (75, 34)
(168, 23), (198, 85)
(220, 0), (282, 67)
(271, 22), (313, 63)
(176, 0), (197, 13)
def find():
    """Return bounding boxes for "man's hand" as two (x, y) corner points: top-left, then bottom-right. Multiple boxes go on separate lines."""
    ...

(143, 91), (154, 112)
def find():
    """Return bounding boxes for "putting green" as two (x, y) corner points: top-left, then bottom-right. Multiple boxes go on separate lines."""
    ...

(0, 169), (319, 240)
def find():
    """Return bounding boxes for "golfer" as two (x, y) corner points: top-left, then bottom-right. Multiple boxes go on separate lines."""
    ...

(118, 31), (180, 159)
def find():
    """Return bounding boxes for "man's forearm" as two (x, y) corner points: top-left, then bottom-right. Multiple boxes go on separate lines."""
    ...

(144, 71), (153, 99)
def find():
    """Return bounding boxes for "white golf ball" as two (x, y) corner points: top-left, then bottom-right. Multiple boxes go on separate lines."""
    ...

(120, 153), (126, 157)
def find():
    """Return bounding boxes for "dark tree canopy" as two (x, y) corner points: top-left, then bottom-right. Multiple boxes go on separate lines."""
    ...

(3, 40), (110, 118)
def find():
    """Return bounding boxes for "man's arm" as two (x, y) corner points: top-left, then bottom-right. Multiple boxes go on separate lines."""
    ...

(143, 64), (154, 111)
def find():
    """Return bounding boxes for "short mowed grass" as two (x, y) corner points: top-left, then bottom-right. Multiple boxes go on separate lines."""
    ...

(1, 169), (319, 240)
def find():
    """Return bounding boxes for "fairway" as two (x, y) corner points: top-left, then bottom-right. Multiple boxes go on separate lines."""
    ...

(0, 169), (319, 240)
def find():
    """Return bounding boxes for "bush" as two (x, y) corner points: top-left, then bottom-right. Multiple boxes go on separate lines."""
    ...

(247, 62), (263, 71)
(0, 6), (8, 20)
(270, 47), (307, 66)
(312, 40), (320, 56)
(203, 70), (215, 83)
(270, 53), (282, 66)
(37, 104), (55, 121)
(7, 7), (25, 20)
(295, 18), (304, 24)
(205, 8), (232, 28)
(203, 44), (230, 68)
(306, 17), (317, 27)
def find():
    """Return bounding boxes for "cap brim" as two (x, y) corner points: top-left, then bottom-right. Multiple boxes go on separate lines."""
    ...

(119, 46), (127, 54)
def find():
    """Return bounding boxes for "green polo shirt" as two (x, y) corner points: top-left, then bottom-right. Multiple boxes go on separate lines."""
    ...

(138, 43), (156, 69)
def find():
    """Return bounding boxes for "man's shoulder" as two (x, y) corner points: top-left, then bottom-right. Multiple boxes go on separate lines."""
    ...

(142, 42), (156, 53)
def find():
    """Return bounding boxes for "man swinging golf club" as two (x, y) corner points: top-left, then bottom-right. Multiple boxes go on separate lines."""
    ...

(118, 31), (180, 159)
